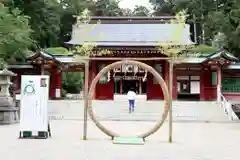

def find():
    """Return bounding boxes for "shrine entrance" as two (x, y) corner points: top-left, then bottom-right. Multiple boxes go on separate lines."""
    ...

(114, 77), (147, 95)
(122, 80), (138, 94)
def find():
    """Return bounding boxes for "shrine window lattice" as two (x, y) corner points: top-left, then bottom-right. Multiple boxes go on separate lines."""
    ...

(222, 78), (240, 92)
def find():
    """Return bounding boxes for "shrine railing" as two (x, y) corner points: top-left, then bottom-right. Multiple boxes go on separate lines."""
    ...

(220, 93), (238, 121)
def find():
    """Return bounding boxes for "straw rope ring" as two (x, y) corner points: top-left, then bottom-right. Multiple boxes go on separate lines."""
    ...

(87, 60), (170, 140)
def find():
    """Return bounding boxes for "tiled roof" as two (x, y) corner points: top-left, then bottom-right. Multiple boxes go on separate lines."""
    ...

(67, 24), (194, 46)
(201, 49), (238, 63)
(208, 50), (238, 61)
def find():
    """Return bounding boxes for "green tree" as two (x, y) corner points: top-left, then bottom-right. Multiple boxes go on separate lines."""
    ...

(121, 8), (133, 16)
(94, 0), (123, 16)
(13, 0), (62, 48)
(58, 0), (98, 46)
(204, 0), (240, 54)
(62, 72), (83, 93)
(151, 0), (240, 56)
(59, 0), (96, 15)
(133, 5), (150, 16)
(0, 3), (33, 63)
(150, 0), (175, 16)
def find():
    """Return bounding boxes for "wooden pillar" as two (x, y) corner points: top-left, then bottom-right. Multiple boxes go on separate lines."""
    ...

(83, 60), (89, 140)
(83, 70), (86, 99)
(217, 66), (222, 102)
(172, 68), (177, 100)
(164, 61), (169, 87)
(164, 60), (177, 100)
(87, 61), (96, 99)
(168, 60), (173, 143)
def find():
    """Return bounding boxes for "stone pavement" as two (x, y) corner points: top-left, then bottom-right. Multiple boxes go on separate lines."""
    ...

(48, 100), (230, 122)
(0, 120), (240, 160)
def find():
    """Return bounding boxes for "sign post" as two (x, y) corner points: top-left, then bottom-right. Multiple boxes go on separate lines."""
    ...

(19, 75), (50, 139)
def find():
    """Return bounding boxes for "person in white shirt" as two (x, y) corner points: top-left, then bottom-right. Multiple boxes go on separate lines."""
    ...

(127, 88), (136, 113)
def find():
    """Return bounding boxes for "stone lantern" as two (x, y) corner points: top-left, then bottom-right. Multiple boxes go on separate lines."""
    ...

(0, 68), (19, 124)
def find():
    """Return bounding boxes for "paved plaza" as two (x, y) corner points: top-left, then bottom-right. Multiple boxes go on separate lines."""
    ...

(0, 120), (240, 160)
(0, 100), (238, 159)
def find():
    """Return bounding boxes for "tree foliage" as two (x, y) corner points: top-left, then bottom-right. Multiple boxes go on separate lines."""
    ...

(0, 3), (32, 63)
(151, 0), (240, 56)
(62, 72), (83, 94)
(133, 5), (150, 16)
(2, 0), (239, 59)
(94, 0), (123, 16)
(13, 0), (62, 48)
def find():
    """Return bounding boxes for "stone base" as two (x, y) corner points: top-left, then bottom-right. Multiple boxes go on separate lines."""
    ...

(0, 96), (14, 107)
(0, 107), (19, 124)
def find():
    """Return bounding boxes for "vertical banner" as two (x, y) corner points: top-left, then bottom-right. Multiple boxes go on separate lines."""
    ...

(20, 75), (49, 132)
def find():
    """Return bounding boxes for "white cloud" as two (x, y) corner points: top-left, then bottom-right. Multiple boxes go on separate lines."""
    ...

(119, 0), (152, 10)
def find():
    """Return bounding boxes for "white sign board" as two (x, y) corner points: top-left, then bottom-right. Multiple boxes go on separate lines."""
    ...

(20, 75), (49, 132)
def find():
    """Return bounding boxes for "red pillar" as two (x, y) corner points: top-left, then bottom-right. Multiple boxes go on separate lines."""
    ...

(49, 71), (54, 99)
(49, 68), (61, 99)
(217, 67), (222, 102)
(49, 70), (56, 99)
(200, 67), (205, 100)
(55, 70), (62, 98)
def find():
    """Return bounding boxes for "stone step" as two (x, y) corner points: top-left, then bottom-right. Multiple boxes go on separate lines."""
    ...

(48, 100), (230, 122)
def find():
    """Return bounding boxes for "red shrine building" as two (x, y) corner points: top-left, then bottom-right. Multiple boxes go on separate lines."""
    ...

(10, 16), (240, 101)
